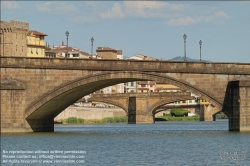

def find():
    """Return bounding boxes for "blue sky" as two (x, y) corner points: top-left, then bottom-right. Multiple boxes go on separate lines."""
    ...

(1, 1), (250, 62)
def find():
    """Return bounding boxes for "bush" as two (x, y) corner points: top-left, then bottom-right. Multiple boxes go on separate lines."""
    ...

(102, 116), (126, 123)
(66, 117), (84, 124)
(170, 109), (189, 117)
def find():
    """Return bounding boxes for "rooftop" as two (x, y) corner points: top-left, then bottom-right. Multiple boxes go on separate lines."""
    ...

(28, 30), (47, 36)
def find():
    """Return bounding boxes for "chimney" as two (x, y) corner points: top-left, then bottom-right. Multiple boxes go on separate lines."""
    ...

(62, 41), (64, 46)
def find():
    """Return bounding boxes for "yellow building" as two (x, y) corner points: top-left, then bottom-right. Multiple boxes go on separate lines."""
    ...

(26, 30), (47, 57)
(200, 99), (210, 105)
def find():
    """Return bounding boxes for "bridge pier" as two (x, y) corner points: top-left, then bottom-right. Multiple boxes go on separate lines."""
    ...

(199, 104), (216, 121)
(26, 119), (54, 132)
(226, 80), (250, 131)
(127, 96), (155, 124)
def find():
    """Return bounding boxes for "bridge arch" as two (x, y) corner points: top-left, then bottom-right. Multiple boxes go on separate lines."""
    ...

(90, 100), (127, 113)
(150, 98), (195, 116)
(25, 71), (222, 120)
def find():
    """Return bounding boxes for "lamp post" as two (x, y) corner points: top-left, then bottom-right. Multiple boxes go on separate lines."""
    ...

(199, 40), (202, 62)
(183, 34), (187, 61)
(65, 31), (69, 58)
(91, 37), (94, 56)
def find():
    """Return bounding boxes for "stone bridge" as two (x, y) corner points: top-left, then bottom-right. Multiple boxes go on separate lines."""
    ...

(1, 57), (250, 132)
(89, 92), (194, 124)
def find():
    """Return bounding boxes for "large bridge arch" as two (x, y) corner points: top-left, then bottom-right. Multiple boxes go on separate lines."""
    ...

(25, 71), (222, 121)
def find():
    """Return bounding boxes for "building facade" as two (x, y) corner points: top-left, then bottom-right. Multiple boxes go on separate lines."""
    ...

(137, 81), (156, 92)
(96, 47), (123, 59)
(0, 20), (29, 56)
(27, 30), (47, 57)
(48, 42), (90, 58)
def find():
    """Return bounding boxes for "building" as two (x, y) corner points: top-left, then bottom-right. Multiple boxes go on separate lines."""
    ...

(27, 30), (47, 57)
(137, 81), (156, 93)
(127, 54), (158, 60)
(0, 20), (29, 56)
(0, 20), (48, 57)
(155, 84), (181, 92)
(44, 50), (56, 58)
(49, 42), (90, 58)
(96, 47), (123, 59)
(124, 82), (137, 93)
(95, 46), (124, 93)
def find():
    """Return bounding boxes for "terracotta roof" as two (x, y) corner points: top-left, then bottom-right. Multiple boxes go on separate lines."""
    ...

(128, 54), (158, 60)
(49, 47), (90, 57)
(96, 47), (117, 51)
(117, 50), (123, 55)
(52, 47), (77, 53)
(28, 30), (47, 36)
(45, 49), (56, 53)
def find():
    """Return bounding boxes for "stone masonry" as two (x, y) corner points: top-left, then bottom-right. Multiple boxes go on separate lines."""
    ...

(0, 20), (29, 57)
(224, 78), (250, 131)
(1, 57), (250, 132)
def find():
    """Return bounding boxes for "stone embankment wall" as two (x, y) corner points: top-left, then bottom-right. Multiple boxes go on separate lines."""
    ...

(54, 106), (126, 121)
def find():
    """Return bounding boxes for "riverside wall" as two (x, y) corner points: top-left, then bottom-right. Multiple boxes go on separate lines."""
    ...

(54, 106), (126, 121)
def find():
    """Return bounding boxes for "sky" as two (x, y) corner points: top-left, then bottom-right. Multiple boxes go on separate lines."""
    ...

(1, 1), (250, 63)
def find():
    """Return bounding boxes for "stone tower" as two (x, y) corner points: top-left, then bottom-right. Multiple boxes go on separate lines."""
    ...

(0, 20), (29, 56)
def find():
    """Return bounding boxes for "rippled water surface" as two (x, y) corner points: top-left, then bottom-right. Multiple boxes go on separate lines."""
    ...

(1, 120), (250, 166)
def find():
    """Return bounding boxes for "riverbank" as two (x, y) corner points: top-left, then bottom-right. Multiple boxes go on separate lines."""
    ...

(55, 116), (126, 124)
(55, 115), (200, 124)
(155, 116), (200, 121)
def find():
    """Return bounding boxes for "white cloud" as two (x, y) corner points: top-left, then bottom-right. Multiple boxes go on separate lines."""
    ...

(166, 11), (231, 26)
(167, 16), (196, 26)
(100, 3), (124, 19)
(123, 1), (188, 18)
(35, 2), (77, 15)
(32, 1), (231, 26)
(1, 1), (20, 9)
(72, 15), (97, 24)
(215, 11), (230, 19)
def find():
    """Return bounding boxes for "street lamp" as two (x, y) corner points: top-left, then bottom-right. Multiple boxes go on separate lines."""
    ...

(183, 34), (187, 61)
(91, 37), (94, 56)
(65, 31), (69, 58)
(199, 40), (202, 62)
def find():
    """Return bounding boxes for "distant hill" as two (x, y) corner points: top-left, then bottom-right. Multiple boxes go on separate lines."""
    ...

(168, 56), (210, 62)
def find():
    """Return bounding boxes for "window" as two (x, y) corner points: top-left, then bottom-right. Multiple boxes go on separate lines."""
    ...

(189, 100), (192, 103)
(182, 100), (186, 103)
(195, 99), (198, 103)
(31, 48), (33, 54)
(40, 36), (44, 40)
(73, 53), (79, 57)
(141, 84), (146, 87)
(131, 82), (134, 86)
(36, 48), (38, 54)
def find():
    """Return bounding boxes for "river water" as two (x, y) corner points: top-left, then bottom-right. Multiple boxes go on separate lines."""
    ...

(1, 120), (250, 166)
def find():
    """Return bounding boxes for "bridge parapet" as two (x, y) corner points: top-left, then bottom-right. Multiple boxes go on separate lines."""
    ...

(1, 56), (250, 74)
